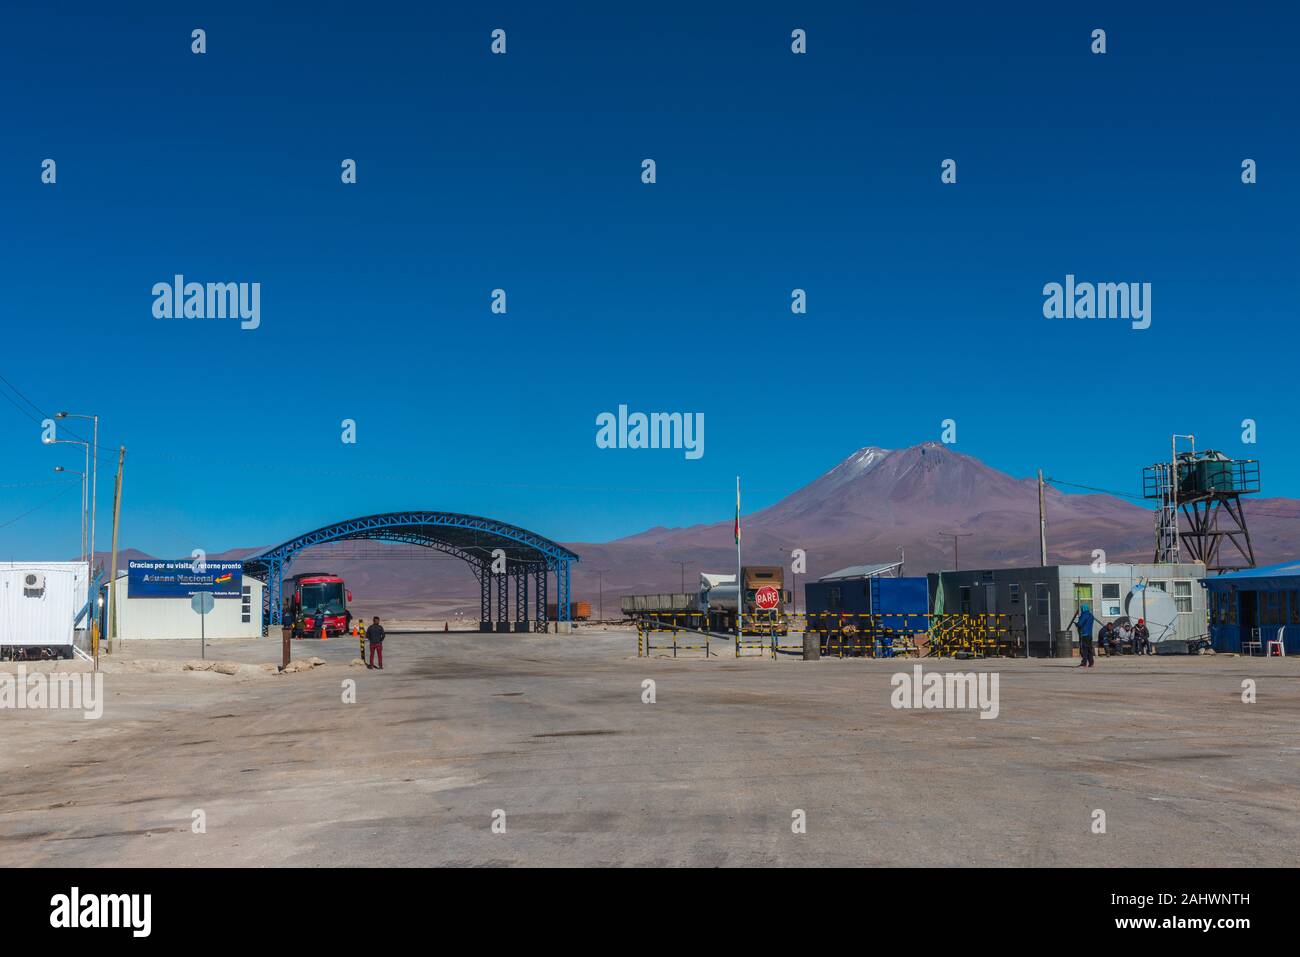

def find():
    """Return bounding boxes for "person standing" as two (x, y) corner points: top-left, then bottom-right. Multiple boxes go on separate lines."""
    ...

(1070, 603), (1096, 668)
(366, 615), (385, 670)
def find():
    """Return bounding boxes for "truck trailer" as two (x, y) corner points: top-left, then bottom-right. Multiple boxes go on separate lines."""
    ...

(621, 565), (791, 635)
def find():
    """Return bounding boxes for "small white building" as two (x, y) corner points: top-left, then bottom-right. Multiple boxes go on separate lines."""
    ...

(0, 561), (90, 658)
(107, 570), (264, 641)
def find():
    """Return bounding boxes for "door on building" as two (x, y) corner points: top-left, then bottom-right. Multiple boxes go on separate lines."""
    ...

(1239, 590), (1258, 639)
(983, 583), (997, 614)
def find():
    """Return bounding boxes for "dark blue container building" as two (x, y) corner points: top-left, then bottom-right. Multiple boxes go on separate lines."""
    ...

(804, 562), (929, 656)
(1203, 561), (1300, 655)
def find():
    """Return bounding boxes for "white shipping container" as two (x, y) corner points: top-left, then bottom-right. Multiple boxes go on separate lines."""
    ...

(0, 561), (89, 654)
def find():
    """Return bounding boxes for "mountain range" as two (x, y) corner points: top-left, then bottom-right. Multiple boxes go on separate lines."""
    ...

(93, 442), (1300, 615)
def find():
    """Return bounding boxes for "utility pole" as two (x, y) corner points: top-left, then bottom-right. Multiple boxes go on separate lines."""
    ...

(939, 532), (973, 571)
(105, 446), (125, 657)
(1038, 469), (1048, 567)
(676, 561), (687, 593)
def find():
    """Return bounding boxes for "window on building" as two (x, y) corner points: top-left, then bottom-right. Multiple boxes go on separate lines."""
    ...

(960, 586), (972, 614)
(1174, 580), (1193, 613)
(1149, 580), (1167, 592)
(241, 613), (251, 624)
(827, 586), (842, 612)
(1100, 583), (1121, 617)
(1034, 583), (1049, 616)
(1262, 591), (1282, 625)
(1009, 583), (1021, 605)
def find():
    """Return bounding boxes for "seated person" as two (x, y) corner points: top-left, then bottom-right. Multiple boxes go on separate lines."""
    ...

(1133, 618), (1151, 655)
(1098, 621), (1118, 655)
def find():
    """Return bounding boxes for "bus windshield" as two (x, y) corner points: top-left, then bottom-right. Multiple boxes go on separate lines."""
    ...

(300, 582), (345, 614)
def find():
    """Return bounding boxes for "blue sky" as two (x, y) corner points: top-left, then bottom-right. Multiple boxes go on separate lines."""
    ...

(1, 2), (1296, 559)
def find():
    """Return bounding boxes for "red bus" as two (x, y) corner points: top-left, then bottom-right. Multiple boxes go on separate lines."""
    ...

(284, 572), (352, 638)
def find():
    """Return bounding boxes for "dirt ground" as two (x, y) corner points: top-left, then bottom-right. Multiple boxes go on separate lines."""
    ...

(2, 631), (1297, 867)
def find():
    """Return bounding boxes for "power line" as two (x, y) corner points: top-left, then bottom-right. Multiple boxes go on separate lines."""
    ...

(0, 368), (121, 457)
(1045, 477), (1146, 502)
(0, 483), (78, 531)
(0, 371), (46, 420)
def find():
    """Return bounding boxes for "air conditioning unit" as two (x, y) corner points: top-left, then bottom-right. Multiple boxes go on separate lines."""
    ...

(23, 571), (46, 591)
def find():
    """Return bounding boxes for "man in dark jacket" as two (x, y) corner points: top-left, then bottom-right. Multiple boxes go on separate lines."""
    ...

(1134, 618), (1152, 655)
(1098, 620), (1117, 656)
(1073, 603), (1096, 668)
(366, 616), (386, 670)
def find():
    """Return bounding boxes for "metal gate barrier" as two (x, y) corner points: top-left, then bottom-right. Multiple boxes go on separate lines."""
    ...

(635, 611), (1015, 659)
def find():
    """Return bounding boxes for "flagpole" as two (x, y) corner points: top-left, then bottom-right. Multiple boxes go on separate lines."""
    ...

(735, 475), (742, 639)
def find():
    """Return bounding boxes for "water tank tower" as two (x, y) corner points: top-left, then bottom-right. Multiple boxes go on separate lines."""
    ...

(1142, 437), (1260, 574)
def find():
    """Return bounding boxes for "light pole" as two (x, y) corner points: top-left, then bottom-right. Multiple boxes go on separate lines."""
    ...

(45, 435), (89, 566)
(939, 532), (973, 571)
(593, 570), (606, 622)
(57, 412), (99, 574)
(53, 466), (86, 565)
(676, 561), (688, 593)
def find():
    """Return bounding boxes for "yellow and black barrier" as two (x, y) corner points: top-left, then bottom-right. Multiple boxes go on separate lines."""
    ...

(635, 611), (1015, 659)
(636, 614), (719, 658)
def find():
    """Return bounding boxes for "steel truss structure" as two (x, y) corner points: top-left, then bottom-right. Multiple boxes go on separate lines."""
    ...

(1143, 456), (1260, 574)
(241, 511), (579, 633)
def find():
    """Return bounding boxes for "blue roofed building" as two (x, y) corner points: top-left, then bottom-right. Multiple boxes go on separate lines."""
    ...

(1203, 561), (1300, 655)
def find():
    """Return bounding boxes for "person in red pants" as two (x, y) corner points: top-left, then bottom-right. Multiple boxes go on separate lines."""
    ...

(366, 616), (385, 669)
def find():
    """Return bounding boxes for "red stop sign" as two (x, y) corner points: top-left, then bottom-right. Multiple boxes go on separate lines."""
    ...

(754, 585), (779, 610)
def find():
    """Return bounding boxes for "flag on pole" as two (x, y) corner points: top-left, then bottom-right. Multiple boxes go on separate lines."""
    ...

(734, 478), (741, 544)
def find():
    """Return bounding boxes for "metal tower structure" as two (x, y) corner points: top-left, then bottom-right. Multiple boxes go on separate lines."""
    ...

(1142, 436), (1260, 574)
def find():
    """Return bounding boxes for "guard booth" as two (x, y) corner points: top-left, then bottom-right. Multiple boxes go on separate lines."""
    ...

(1205, 561), (1300, 656)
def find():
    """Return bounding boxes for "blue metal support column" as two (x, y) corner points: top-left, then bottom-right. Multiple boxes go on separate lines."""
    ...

(556, 561), (572, 626)
(533, 564), (548, 632)
(479, 564), (492, 632)
(513, 566), (529, 633)
(266, 558), (284, 631)
(495, 568), (510, 633)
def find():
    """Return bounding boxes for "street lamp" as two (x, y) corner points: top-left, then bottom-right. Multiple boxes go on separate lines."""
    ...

(51, 464), (87, 566)
(56, 412), (99, 574)
(48, 449), (88, 566)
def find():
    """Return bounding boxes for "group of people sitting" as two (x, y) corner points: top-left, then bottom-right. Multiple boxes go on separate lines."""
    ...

(1098, 618), (1153, 656)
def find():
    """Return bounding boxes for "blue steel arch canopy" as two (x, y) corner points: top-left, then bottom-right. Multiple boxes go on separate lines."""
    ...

(243, 511), (578, 631)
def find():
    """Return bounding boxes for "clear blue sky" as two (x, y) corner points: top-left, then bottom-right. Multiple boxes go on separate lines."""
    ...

(1, 2), (1296, 560)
